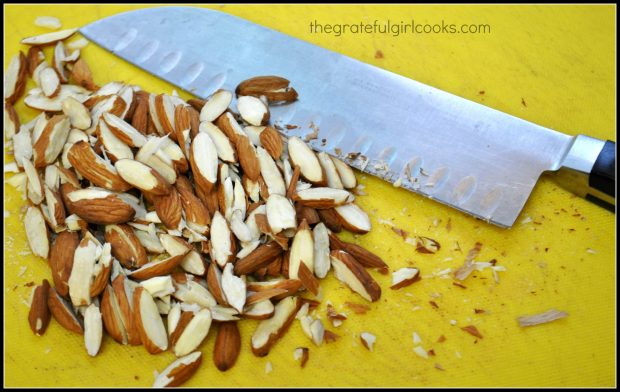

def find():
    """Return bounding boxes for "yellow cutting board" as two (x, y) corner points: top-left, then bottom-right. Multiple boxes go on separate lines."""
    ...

(4, 4), (616, 387)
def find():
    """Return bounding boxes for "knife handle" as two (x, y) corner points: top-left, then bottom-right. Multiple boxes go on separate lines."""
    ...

(554, 135), (615, 211)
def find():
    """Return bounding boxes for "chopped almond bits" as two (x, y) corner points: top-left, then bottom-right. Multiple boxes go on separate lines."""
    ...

(517, 309), (568, 327)
(6, 29), (404, 388)
(461, 325), (483, 339)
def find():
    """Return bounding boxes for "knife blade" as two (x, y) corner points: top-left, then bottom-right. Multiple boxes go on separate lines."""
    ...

(80, 6), (615, 227)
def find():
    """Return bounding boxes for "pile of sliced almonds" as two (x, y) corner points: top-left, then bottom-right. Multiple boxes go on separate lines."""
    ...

(6, 29), (392, 387)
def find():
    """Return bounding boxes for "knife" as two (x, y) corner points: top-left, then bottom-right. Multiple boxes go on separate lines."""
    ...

(80, 6), (615, 228)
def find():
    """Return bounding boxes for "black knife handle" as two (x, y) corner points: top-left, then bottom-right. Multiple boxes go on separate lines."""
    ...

(553, 136), (615, 211)
(589, 140), (615, 197)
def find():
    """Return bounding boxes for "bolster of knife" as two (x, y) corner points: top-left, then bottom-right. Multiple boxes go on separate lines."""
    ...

(555, 135), (615, 211)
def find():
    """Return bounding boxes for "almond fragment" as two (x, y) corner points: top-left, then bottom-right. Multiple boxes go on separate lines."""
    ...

(84, 303), (103, 356)
(259, 126), (283, 159)
(128, 253), (186, 280)
(221, 263), (247, 313)
(35, 16), (62, 29)
(32, 114), (71, 168)
(200, 122), (236, 163)
(175, 176), (211, 234)
(251, 296), (302, 356)
(210, 211), (235, 267)
(199, 90), (233, 122)
(27, 46), (44, 76)
(133, 286), (168, 354)
(207, 262), (228, 306)
(246, 279), (302, 301)
(257, 146), (286, 196)
(4, 52), (28, 104)
(4, 102), (20, 139)
(114, 158), (171, 196)
(312, 223), (331, 279)
(266, 194), (297, 234)
(330, 250), (381, 302)
(236, 76), (298, 103)
(152, 187), (183, 229)
(288, 137), (326, 185)
(25, 206), (50, 259)
(153, 351), (202, 388)
(317, 208), (343, 233)
(70, 58), (97, 90)
(40, 67), (61, 97)
(333, 203), (371, 234)
(391, 267), (420, 290)
(318, 152), (344, 189)
(415, 236), (441, 254)
(67, 233), (100, 306)
(294, 347), (310, 368)
(360, 332), (376, 351)
(328, 233), (388, 272)
(189, 132), (219, 192)
(214, 322), (241, 371)
(297, 262), (320, 296)
(21, 28), (77, 45)
(52, 42), (70, 83)
(112, 275), (142, 345)
(47, 287), (84, 334)
(461, 325), (483, 339)
(28, 280), (51, 336)
(331, 156), (357, 189)
(98, 120), (133, 162)
(101, 284), (129, 345)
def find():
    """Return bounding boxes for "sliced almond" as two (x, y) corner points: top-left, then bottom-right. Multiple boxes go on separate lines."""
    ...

(318, 152), (344, 189)
(259, 126), (283, 159)
(4, 102), (20, 139)
(331, 156), (357, 189)
(35, 16), (62, 29)
(133, 286), (168, 354)
(243, 299), (275, 320)
(152, 187), (183, 229)
(154, 94), (176, 134)
(266, 194), (296, 234)
(112, 275), (142, 345)
(200, 122), (236, 163)
(21, 28), (77, 45)
(171, 274), (217, 308)
(288, 219), (314, 280)
(237, 95), (269, 126)
(49, 231), (79, 297)
(246, 279), (302, 301)
(128, 253), (186, 281)
(28, 279), (51, 336)
(84, 303), (103, 356)
(210, 211), (235, 267)
(391, 267), (420, 290)
(4, 52), (27, 104)
(199, 90), (233, 122)
(256, 146), (286, 196)
(312, 223), (331, 279)
(329, 233), (388, 272)
(173, 308), (212, 357)
(24, 85), (90, 112)
(333, 203), (371, 234)
(175, 176), (211, 234)
(234, 241), (284, 276)
(68, 141), (132, 192)
(65, 187), (136, 225)
(251, 296), (302, 356)
(153, 351), (202, 388)
(32, 114), (71, 168)
(40, 67), (61, 97)
(294, 187), (351, 209)
(24, 206), (49, 259)
(221, 263), (246, 313)
(47, 287), (84, 334)
(103, 111), (146, 147)
(114, 158), (172, 196)
(98, 120), (133, 162)
(90, 243), (112, 297)
(105, 224), (148, 268)
(70, 58), (98, 90)
(62, 96), (92, 130)
(415, 236), (441, 254)
(214, 322), (241, 371)
(67, 233), (102, 306)
(360, 332), (376, 352)
(101, 284), (129, 345)
(23, 159), (45, 205)
(189, 132), (219, 192)
(330, 250), (381, 302)
(288, 137), (325, 185)
(52, 41), (69, 83)
(207, 262), (228, 306)
(26, 46), (44, 76)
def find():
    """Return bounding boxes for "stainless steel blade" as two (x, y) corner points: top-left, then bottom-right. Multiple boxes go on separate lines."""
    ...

(80, 6), (575, 228)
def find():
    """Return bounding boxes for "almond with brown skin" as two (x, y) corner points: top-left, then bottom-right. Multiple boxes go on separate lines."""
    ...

(153, 351), (202, 387)
(32, 114), (71, 168)
(328, 233), (388, 272)
(331, 156), (357, 189)
(171, 308), (212, 357)
(4, 102), (20, 139)
(68, 141), (132, 192)
(101, 284), (129, 345)
(70, 58), (98, 90)
(112, 275), (142, 345)
(259, 126), (283, 159)
(27, 46), (44, 76)
(288, 219), (314, 280)
(175, 175), (211, 234)
(21, 28), (77, 45)
(24, 206), (50, 259)
(297, 261), (320, 296)
(200, 90), (233, 122)
(154, 94), (175, 134)
(103, 112), (147, 147)
(288, 137), (326, 186)
(245, 288), (288, 305)
(130, 91), (149, 134)
(128, 253), (187, 281)
(49, 231), (79, 298)
(390, 267), (420, 290)
(64, 187), (136, 225)
(47, 287), (84, 334)
(187, 98), (206, 111)
(4, 51), (27, 104)
(189, 132), (219, 192)
(105, 224), (148, 268)
(333, 203), (371, 234)
(207, 262), (228, 306)
(330, 250), (381, 302)
(294, 187), (351, 209)
(28, 279), (51, 336)
(133, 286), (168, 354)
(234, 241), (284, 276)
(237, 95), (270, 126)
(114, 159), (172, 196)
(209, 211), (235, 267)
(246, 279), (302, 301)
(214, 322), (241, 371)
(251, 296), (302, 356)
(235, 76), (298, 103)
(152, 187), (182, 229)
(295, 204), (320, 226)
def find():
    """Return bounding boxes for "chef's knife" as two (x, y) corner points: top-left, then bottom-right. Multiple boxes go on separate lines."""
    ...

(80, 6), (616, 228)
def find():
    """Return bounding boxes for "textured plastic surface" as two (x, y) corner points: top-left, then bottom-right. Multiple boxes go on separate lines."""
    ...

(4, 4), (615, 387)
